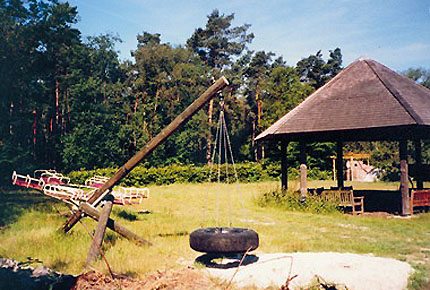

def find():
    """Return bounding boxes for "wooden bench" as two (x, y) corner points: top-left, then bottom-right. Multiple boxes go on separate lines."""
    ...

(319, 187), (364, 215)
(410, 189), (430, 212)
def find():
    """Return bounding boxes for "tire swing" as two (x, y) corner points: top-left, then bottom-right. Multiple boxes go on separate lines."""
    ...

(189, 98), (259, 255)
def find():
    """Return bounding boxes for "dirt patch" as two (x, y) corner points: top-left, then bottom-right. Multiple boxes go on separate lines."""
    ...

(0, 258), (219, 290)
(72, 268), (217, 290)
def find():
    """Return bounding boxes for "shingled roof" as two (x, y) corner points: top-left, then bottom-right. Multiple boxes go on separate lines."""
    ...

(256, 58), (430, 142)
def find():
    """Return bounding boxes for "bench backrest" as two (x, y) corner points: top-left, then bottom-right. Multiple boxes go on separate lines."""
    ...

(321, 189), (354, 206)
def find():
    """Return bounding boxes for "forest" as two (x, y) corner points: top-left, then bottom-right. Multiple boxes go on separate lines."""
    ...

(1, 0), (430, 184)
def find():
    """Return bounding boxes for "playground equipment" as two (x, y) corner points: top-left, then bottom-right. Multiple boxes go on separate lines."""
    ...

(330, 153), (380, 182)
(189, 98), (259, 255)
(12, 77), (235, 267)
(56, 77), (230, 267)
(12, 170), (149, 207)
(43, 184), (89, 203)
(85, 176), (109, 188)
(12, 169), (71, 190)
(12, 171), (45, 190)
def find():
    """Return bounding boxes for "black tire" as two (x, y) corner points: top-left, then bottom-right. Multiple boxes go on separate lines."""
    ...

(189, 227), (259, 254)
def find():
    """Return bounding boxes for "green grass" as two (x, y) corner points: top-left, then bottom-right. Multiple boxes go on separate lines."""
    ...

(1, 181), (430, 289)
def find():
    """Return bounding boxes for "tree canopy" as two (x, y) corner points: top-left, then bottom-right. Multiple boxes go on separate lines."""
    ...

(1, 1), (427, 184)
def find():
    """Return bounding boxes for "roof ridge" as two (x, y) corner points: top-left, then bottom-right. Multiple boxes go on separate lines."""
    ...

(364, 59), (424, 125)
(256, 59), (371, 140)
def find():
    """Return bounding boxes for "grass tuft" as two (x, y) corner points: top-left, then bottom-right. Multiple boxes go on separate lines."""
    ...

(257, 186), (341, 214)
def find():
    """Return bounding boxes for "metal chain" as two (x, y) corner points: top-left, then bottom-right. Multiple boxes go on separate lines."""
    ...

(202, 109), (222, 227)
(221, 109), (232, 226)
(204, 97), (246, 229)
(216, 109), (223, 227)
(222, 107), (248, 228)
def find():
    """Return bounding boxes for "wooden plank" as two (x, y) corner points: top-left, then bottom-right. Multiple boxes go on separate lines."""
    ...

(80, 203), (152, 246)
(400, 140), (410, 215)
(62, 77), (229, 233)
(85, 196), (113, 267)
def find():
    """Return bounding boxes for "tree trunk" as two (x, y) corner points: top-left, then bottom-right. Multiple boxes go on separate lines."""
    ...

(33, 109), (37, 159)
(252, 119), (258, 162)
(56, 80), (60, 125)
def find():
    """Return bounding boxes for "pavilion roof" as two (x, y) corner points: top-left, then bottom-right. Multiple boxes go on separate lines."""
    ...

(256, 58), (430, 142)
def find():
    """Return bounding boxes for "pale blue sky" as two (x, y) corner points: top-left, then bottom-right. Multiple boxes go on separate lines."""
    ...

(68, 0), (430, 71)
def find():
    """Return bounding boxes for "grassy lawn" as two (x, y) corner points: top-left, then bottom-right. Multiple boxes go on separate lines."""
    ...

(1, 181), (429, 288)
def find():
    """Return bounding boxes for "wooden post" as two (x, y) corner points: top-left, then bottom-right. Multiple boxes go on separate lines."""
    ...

(336, 141), (344, 188)
(299, 141), (307, 197)
(332, 157), (336, 181)
(281, 140), (288, 190)
(415, 139), (423, 190)
(400, 140), (410, 215)
(63, 77), (229, 233)
(86, 195), (114, 268)
(80, 203), (152, 246)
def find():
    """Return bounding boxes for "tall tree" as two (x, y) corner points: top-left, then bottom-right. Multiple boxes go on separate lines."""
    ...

(187, 9), (254, 164)
(296, 48), (343, 89)
(128, 32), (212, 166)
(243, 51), (275, 161)
(0, 0), (81, 180)
(62, 34), (127, 171)
(186, 9), (254, 70)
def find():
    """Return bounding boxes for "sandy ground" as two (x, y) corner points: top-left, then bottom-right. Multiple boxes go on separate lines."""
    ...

(202, 252), (413, 289)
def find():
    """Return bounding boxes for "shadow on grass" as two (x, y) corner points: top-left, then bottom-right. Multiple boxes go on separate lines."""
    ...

(116, 210), (138, 221)
(0, 187), (63, 228)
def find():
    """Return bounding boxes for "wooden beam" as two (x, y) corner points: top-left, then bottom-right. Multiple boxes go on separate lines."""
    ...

(281, 140), (288, 190)
(336, 141), (344, 188)
(62, 77), (230, 233)
(400, 140), (410, 215)
(332, 158), (336, 181)
(85, 196), (114, 268)
(415, 139), (423, 190)
(299, 141), (307, 197)
(80, 203), (152, 246)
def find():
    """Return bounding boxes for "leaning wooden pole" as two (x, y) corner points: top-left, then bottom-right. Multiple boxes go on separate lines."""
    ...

(85, 195), (114, 268)
(62, 76), (230, 233)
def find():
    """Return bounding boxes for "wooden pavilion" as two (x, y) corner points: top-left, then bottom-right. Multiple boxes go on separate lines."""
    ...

(256, 57), (430, 215)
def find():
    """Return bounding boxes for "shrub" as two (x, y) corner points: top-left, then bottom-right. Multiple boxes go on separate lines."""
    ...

(257, 187), (341, 214)
(68, 162), (331, 187)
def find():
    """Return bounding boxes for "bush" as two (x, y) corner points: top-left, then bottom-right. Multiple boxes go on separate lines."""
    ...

(257, 187), (341, 214)
(67, 162), (331, 187)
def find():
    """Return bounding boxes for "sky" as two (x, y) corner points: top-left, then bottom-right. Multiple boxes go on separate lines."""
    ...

(67, 0), (430, 72)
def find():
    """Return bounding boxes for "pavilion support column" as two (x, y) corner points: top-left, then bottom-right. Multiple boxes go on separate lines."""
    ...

(281, 140), (288, 191)
(399, 140), (411, 216)
(415, 139), (423, 190)
(336, 141), (344, 189)
(299, 141), (307, 197)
